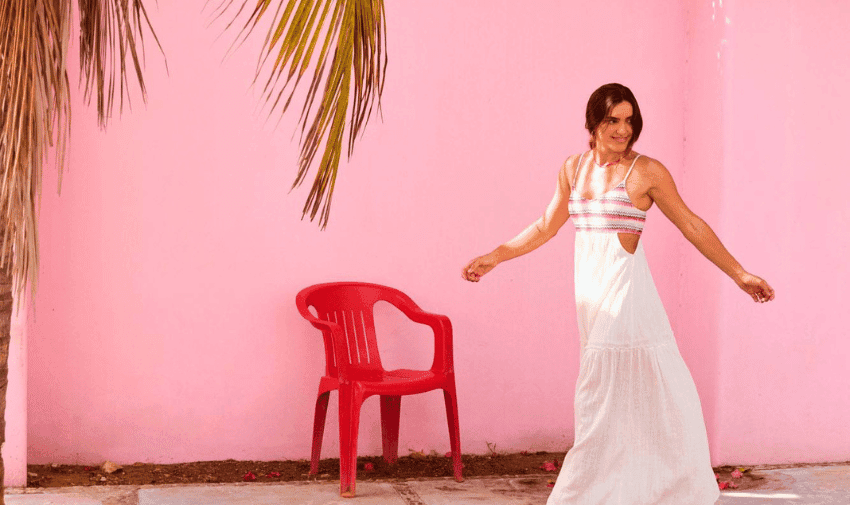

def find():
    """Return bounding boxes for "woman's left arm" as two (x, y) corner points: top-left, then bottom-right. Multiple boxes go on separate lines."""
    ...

(645, 158), (775, 303)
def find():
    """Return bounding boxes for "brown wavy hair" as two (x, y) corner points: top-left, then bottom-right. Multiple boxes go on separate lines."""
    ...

(585, 83), (643, 153)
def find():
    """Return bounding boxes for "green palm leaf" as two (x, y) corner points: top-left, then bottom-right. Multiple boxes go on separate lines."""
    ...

(215, 0), (387, 228)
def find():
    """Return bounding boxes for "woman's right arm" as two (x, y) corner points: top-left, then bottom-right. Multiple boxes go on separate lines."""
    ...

(462, 157), (574, 282)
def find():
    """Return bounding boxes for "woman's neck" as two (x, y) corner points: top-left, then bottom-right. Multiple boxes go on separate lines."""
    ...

(593, 148), (629, 166)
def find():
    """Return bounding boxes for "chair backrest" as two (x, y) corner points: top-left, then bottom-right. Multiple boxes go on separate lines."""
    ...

(297, 282), (399, 379)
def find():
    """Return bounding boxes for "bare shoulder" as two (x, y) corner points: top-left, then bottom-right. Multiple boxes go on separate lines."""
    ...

(633, 154), (674, 188)
(560, 152), (585, 189)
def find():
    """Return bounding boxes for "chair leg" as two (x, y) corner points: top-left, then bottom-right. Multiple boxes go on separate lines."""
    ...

(310, 392), (331, 475)
(380, 395), (402, 464)
(338, 384), (363, 497)
(443, 386), (463, 482)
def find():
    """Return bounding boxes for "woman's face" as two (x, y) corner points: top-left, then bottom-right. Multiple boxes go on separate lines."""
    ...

(594, 101), (633, 153)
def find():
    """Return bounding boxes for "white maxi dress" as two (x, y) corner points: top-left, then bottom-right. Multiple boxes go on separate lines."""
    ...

(546, 154), (720, 505)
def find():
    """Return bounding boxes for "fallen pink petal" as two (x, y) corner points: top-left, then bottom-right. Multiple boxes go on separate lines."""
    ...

(718, 481), (729, 490)
(731, 469), (743, 479)
(242, 471), (257, 482)
(541, 461), (557, 472)
(266, 471), (280, 478)
(364, 463), (374, 471)
(728, 481), (739, 489)
(714, 472), (720, 480)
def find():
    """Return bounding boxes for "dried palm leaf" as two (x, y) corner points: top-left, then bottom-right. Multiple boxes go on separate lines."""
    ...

(78, 0), (166, 128)
(0, 0), (71, 301)
(213, 0), (387, 228)
(0, 0), (161, 300)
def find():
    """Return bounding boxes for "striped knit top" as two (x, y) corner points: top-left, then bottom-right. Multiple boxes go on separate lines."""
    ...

(568, 152), (646, 235)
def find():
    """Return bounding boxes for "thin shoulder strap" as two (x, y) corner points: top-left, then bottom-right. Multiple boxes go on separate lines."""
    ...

(572, 152), (586, 189)
(623, 154), (641, 183)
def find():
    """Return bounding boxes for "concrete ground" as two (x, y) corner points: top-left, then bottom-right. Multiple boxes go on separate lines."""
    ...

(5, 463), (848, 504)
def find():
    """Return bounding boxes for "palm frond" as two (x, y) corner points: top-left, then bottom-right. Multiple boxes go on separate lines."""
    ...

(0, 0), (71, 299)
(217, 0), (387, 228)
(78, 0), (166, 128)
(0, 0), (161, 299)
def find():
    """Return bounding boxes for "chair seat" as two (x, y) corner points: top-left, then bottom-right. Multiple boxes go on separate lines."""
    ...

(362, 369), (447, 395)
(321, 369), (449, 396)
(383, 368), (436, 381)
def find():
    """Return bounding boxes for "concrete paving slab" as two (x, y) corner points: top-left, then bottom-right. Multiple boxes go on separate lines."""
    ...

(4, 464), (848, 505)
(138, 481), (405, 505)
(408, 476), (553, 505)
(717, 465), (850, 504)
(5, 486), (137, 505)
(5, 496), (104, 505)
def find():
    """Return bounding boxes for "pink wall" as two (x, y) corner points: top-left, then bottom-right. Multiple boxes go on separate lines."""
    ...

(678, 0), (731, 461)
(26, 0), (692, 465)
(711, 0), (850, 464)
(3, 298), (28, 486)
(679, 0), (850, 466)
(34, 0), (850, 469)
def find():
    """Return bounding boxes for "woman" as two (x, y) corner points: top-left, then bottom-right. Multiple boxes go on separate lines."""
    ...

(462, 83), (774, 505)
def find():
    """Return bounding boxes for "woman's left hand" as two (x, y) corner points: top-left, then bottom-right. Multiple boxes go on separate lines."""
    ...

(736, 272), (775, 303)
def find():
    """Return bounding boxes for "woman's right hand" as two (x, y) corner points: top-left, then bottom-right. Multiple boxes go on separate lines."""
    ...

(462, 253), (499, 282)
(461, 157), (572, 284)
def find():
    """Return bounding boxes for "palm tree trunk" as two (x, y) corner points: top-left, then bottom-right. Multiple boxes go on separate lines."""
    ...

(0, 262), (12, 504)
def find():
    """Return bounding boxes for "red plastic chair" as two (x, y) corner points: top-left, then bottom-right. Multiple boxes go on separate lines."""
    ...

(296, 282), (463, 497)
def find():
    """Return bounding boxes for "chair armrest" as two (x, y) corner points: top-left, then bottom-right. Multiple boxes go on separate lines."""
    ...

(295, 293), (353, 382)
(295, 294), (335, 331)
(385, 295), (454, 374)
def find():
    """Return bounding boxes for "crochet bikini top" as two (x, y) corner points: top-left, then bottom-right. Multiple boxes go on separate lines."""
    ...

(568, 152), (646, 235)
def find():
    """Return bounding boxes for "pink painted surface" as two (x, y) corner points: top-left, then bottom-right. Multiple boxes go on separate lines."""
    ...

(29, 0), (850, 469)
(711, 0), (850, 464)
(27, 0), (689, 465)
(677, 0), (730, 461)
(3, 298), (28, 487)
